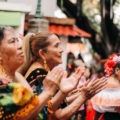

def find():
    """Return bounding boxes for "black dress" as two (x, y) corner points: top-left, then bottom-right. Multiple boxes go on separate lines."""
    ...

(26, 68), (48, 120)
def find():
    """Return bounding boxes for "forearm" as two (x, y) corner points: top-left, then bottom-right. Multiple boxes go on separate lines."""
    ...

(51, 90), (67, 111)
(66, 93), (79, 104)
(54, 93), (86, 120)
(23, 90), (53, 120)
(15, 72), (32, 89)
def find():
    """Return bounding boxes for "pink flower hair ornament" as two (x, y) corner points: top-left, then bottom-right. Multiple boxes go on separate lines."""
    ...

(104, 54), (120, 76)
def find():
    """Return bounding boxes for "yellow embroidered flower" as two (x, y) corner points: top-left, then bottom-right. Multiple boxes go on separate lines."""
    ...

(13, 84), (32, 106)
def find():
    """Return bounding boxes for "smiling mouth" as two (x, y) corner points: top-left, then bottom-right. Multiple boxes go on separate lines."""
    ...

(18, 52), (24, 57)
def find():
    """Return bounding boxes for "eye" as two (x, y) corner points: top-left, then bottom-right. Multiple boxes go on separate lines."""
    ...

(55, 43), (60, 48)
(55, 44), (58, 47)
(9, 38), (15, 43)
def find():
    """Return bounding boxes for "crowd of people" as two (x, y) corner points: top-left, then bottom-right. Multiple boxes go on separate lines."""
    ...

(0, 26), (119, 120)
(67, 52), (120, 120)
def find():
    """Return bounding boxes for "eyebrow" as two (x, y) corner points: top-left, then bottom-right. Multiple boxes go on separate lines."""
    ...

(7, 37), (17, 41)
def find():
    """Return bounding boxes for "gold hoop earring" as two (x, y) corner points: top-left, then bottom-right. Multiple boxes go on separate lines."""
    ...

(43, 59), (50, 71)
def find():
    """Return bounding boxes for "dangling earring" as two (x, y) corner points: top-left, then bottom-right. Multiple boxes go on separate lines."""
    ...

(43, 59), (50, 71)
(31, 57), (35, 63)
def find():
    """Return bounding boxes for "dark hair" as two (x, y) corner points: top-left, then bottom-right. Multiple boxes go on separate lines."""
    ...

(0, 27), (5, 44)
(67, 52), (75, 60)
(30, 32), (53, 58)
(113, 61), (120, 74)
(78, 53), (84, 62)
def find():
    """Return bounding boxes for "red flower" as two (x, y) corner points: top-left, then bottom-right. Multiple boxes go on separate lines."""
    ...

(104, 54), (117, 76)
(107, 61), (115, 68)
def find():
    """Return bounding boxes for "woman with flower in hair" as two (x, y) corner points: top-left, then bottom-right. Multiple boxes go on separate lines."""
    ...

(92, 54), (120, 120)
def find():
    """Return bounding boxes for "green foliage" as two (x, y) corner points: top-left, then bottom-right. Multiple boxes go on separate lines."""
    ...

(113, 0), (120, 29)
(83, 0), (101, 34)
(83, 0), (120, 32)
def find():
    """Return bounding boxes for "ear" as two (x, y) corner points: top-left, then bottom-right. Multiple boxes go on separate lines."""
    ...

(38, 49), (46, 60)
(115, 67), (119, 75)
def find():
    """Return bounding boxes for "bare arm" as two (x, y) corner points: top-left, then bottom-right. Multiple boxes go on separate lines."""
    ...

(22, 90), (55, 120)
(51, 66), (85, 111)
(54, 77), (107, 120)
(51, 90), (67, 111)
(54, 93), (85, 120)
(14, 67), (64, 120)
(15, 72), (32, 89)
(66, 92), (79, 104)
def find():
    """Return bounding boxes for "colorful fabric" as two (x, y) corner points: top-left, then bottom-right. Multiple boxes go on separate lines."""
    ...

(86, 100), (95, 120)
(26, 68), (49, 120)
(0, 78), (39, 120)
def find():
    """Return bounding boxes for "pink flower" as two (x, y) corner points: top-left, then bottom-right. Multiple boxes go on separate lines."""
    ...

(2, 79), (8, 84)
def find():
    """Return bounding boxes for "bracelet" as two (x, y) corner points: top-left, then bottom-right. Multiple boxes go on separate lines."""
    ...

(47, 100), (54, 120)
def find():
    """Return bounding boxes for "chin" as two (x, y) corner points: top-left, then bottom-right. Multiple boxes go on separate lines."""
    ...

(18, 59), (24, 66)
(58, 60), (62, 65)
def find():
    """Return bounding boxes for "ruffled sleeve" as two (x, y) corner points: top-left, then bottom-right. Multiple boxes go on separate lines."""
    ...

(91, 88), (120, 113)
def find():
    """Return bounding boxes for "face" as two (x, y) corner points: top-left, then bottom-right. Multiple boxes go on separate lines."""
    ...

(44, 34), (63, 68)
(0, 30), (24, 71)
(115, 67), (120, 81)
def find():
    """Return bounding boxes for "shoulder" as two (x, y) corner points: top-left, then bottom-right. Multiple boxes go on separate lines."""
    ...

(26, 68), (48, 85)
(107, 76), (120, 88)
(26, 68), (47, 79)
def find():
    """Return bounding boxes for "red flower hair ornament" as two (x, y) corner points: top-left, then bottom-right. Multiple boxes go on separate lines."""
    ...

(104, 54), (120, 76)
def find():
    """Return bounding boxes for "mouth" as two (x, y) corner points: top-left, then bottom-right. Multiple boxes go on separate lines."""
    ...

(18, 52), (24, 57)
(58, 55), (62, 58)
(58, 54), (62, 58)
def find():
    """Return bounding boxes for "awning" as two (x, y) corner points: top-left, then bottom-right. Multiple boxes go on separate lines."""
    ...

(49, 24), (91, 38)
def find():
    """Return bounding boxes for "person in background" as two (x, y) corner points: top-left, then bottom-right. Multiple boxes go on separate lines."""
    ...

(92, 54), (120, 120)
(67, 52), (76, 75)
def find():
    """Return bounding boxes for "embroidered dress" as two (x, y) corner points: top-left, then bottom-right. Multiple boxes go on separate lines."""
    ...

(0, 78), (39, 120)
(26, 68), (52, 120)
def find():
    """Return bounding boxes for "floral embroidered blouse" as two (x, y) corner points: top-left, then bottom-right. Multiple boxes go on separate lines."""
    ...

(0, 78), (39, 120)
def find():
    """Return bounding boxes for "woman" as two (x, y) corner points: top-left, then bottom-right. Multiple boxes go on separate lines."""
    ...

(92, 54), (120, 120)
(0, 27), (65, 120)
(19, 32), (107, 120)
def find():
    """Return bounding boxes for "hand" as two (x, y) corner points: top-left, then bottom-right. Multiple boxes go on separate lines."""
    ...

(60, 66), (85, 94)
(43, 66), (63, 96)
(79, 77), (107, 100)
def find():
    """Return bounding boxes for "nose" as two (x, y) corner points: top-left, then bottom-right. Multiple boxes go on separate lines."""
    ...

(17, 39), (22, 50)
(59, 46), (64, 53)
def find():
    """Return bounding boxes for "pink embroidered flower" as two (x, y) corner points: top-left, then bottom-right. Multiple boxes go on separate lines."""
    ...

(2, 79), (8, 84)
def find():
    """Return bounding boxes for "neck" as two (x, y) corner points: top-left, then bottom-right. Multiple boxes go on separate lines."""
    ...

(37, 59), (51, 71)
(0, 65), (16, 82)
